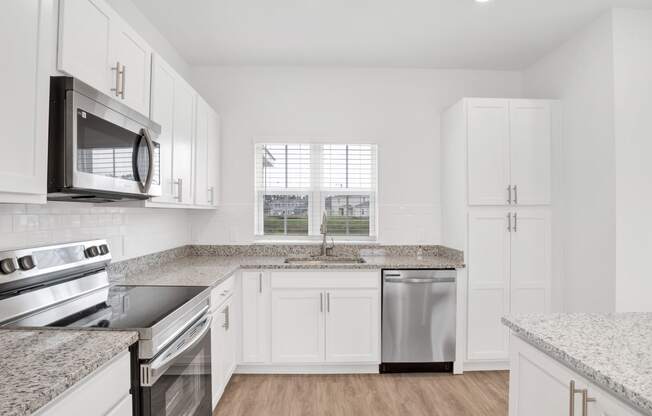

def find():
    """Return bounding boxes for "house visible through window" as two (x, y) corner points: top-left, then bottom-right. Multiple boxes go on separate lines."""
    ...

(255, 143), (377, 239)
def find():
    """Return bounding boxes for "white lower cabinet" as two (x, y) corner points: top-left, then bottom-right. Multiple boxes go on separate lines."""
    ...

(268, 270), (380, 366)
(35, 350), (132, 415)
(271, 290), (325, 363)
(509, 335), (644, 416)
(241, 271), (270, 363)
(467, 208), (551, 363)
(211, 294), (236, 409)
(325, 290), (379, 363)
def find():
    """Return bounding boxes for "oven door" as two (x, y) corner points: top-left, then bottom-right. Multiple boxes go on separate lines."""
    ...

(140, 313), (212, 416)
(69, 90), (161, 198)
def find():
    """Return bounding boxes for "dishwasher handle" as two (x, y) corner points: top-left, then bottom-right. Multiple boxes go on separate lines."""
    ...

(384, 277), (455, 284)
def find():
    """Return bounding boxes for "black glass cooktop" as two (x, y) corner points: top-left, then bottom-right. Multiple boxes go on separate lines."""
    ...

(48, 285), (208, 329)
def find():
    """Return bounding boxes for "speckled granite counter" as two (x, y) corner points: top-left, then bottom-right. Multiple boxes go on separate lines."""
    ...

(502, 313), (652, 415)
(111, 253), (464, 287)
(0, 329), (138, 416)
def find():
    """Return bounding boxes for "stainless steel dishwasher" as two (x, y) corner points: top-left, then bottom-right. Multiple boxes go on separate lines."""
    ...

(381, 269), (456, 373)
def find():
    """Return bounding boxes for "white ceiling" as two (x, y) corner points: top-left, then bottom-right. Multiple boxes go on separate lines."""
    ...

(131, 0), (652, 70)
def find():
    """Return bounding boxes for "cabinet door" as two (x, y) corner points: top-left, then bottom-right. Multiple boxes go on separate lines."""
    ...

(210, 302), (225, 409)
(241, 271), (270, 363)
(325, 290), (379, 363)
(172, 80), (195, 204)
(467, 99), (510, 206)
(271, 290), (324, 363)
(0, 0), (51, 203)
(58, 0), (112, 94)
(194, 97), (210, 206)
(110, 19), (152, 115)
(509, 100), (552, 205)
(220, 299), (236, 387)
(149, 55), (176, 203)
(207, 109), (221, 207)
(509, 336), (582, 416)
(510, 210), (551, 315)
(467, 210), (510, 360)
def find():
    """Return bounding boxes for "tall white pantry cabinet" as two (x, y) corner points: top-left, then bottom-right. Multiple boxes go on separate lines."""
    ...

(441, 98), (558, 370)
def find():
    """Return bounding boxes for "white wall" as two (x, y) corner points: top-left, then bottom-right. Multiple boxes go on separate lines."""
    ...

(523, 12), (616, 313)
(188, 66), (523, 244)
(612, 9), (652, 312)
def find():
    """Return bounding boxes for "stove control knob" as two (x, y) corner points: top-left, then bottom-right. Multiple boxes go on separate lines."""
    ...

(99, 244), (109, 255)
(0, 258), (16, 275)
(85, 246), (99, 258)
(17, 255), (35, 271)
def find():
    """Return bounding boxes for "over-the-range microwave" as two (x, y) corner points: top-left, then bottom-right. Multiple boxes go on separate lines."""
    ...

(47, 76), (162, 202)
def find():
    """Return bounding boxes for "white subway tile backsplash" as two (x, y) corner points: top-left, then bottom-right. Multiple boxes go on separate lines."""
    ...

(0, 202), (190, 261)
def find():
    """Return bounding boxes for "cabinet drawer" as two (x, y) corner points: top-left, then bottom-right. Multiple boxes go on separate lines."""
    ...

(211, 275), (235, 311)
(35, 350), (131, 415)
(271, 270), (379, 289)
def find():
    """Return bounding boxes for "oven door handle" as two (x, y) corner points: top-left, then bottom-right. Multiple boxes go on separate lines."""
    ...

(139, 128), (155, 195)
(140, 313), (212, 387)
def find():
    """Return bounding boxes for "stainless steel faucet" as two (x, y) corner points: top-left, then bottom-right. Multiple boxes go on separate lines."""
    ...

(320, 212), (335, 256)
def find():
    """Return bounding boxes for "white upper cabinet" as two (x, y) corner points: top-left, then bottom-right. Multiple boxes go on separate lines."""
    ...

(0, 0), (52, 203)
(172, 79), (195, 204)
(149, 55), (196, 206)
(509, 100), (552, 205)
(58, 0), (152, 116)
(467, 99), (511, 206)
(194, 97), (219, 208)
(58, 0), (111, 93)
(466, 98), (553, 206)
(149, 55), (176, 203)
(109, 18), (152, 115)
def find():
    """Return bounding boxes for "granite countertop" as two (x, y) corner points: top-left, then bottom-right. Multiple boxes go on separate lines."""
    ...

(502, 313), (652, 415)
(112, 254), (464, 287)
(0, 329), (138, 416)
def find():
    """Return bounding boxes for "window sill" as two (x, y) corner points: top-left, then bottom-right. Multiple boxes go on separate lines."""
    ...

(252, 237), (379, 245)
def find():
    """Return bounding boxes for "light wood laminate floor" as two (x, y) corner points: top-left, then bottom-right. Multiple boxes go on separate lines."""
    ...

(213, 371), (509, 416)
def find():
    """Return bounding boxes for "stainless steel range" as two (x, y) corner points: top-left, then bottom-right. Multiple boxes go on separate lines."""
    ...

(0, 240), (212, 416)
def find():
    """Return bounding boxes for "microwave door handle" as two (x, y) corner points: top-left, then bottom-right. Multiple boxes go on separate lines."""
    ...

(140, 128), (155, 194)
(141, 314), (212, 386)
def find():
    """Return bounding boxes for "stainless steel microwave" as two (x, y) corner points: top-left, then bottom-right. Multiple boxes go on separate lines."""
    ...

(47, 77), (162, 202)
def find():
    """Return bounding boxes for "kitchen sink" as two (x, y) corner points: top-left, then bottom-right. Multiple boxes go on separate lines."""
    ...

(284, 256), (366, 265)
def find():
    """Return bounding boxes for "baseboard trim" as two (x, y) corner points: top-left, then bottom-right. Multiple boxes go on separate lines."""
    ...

(462, 360), (510, 372)
(235, 364), (380, 374)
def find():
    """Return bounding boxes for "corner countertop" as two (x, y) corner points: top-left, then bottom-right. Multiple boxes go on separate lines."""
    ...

(502, 313), (652, 416)
(0, 329), (138, 416)
(111, 254), (464, 287)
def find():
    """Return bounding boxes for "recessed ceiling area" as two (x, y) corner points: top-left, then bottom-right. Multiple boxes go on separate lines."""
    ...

(132, 0), (652, 69)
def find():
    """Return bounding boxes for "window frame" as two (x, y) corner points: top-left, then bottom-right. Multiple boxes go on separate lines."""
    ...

(254, 142), (378, 241)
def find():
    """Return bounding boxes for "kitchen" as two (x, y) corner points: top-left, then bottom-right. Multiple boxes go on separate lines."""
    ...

(1, 0), (651, 415)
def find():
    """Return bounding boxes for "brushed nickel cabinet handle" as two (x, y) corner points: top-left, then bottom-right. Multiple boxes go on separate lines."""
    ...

(513, 213), (518, 232)
(507, 213), (512, 232)
(513, 185), (518, 204)
(222, 305), (229, 330)
(320, 292), (323, 312)
(173, 178), (183, 202)
(120, 64), (126, 99)
(326, 292), (330, 312)
(507, 185), (512, 204)
(258, 272), (262, 293)
(111, 61), (122, 97)
(208, 186), (214, 205)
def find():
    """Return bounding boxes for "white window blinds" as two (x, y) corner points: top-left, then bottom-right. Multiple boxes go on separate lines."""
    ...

(255, 143), (377, 238)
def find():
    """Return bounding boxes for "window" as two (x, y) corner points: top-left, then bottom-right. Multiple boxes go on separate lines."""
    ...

(255, 143), (377, 239)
